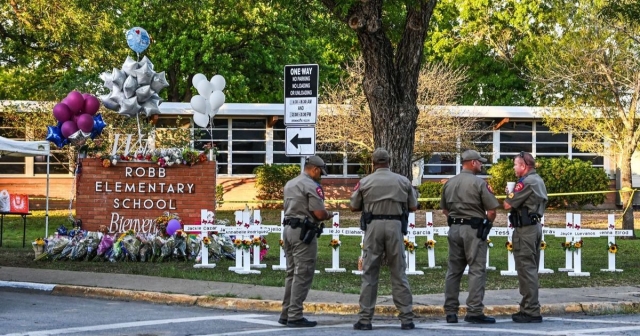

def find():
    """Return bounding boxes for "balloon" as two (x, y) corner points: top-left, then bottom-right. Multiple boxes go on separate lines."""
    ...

(46, 125), (66, 148)
(122, 56), (139, 76)
(65, 91), (85, 114)
(100, 94), (120, 111)
(139, 56), (154, 70)
(135, 85), (153, 103)
(150, 71), (169, 92)
(209, 91), (225, 111)
(210, 75), (226, 91)
(192, 73), (207, 88)
(90, 114), (107, 139)
(111, 68), (127, 88)
(52, 103), (72, 122)
(123, 75), (138, 99)
(193, 113), (210, 128)
(77, 114), (95, 133)
(83, 95), (101, 116)
(166, 219), (181, 236)
(125, 27), (151, 54)
(134, 63), (155, 86)
(190, 95), (207, 114)
(61, 120), (79, 138)
(196, 80), (214, 98)
(67, 130), (90, 147)
(141, 100), (160, 117)
(118, 96), (141, 117)
(99, 72), (113, 89)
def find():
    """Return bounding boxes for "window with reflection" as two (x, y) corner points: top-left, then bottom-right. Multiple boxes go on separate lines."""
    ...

(230, 118), (266, 174)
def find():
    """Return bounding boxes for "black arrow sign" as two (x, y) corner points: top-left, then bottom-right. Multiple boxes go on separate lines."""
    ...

(290, 133), (312, 149)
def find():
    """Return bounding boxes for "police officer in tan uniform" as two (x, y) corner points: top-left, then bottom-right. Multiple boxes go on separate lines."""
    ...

(503, 152), (548, 323)
(441, 150), (500, 324)
(279, 156), (333, 328)
(350, 148), (417, 331)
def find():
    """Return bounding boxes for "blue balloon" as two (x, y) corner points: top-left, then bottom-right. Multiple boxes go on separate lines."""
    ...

(126, 27), (151, 54)
(90, 114), (107, 139)
(57, 225), (68, 236)
(46, 125), (68, 148)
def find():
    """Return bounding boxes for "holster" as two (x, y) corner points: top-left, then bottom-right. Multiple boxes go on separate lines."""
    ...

(447, 216), (453, 226)
(400, 210), (409, 235)
(508, 209), (521, 227)
(477, 219), (493, 240)
(300, 218), (321, 244)
(283, 218), (302, 229)
(360, 212), (372, 231)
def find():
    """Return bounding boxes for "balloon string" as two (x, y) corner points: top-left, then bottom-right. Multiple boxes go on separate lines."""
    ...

(136, 112), (144, 151)
(68, 153), (79, 224)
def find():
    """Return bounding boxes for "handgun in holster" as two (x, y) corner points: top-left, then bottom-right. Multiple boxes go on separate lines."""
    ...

(360, 212), (372, 231)
(476, 219), (493, 240)
(300, 218), (324, 244)
(508, 209), (521, 227)
(400, 207), (409, 235)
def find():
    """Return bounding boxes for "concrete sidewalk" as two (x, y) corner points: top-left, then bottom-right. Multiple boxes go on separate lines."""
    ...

(1, 266), (639, 317)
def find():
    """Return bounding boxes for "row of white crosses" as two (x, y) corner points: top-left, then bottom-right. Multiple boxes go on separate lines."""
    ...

(187, 209), (631, 276)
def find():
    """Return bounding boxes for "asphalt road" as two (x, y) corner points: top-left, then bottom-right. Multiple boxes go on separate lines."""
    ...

(2, 288), (640, 336)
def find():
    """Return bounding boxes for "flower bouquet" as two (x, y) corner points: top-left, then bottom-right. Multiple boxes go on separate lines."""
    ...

(329, 239), (341, 250)
(540, 241), (547, 250)
(505, 241), (513, 252)
(424, 239), (436, 250)
(403, 238), (416, 254)
(608, 242), (618, 254)
(32, 238), (46, 259)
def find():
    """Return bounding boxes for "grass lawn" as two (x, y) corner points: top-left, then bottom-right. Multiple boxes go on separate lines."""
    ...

(0, 209), (639, 295)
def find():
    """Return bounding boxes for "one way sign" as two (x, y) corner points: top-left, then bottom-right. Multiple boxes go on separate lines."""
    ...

(285, 127), (315, 156)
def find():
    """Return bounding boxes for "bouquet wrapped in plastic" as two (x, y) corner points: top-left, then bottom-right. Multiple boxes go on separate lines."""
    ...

(70, 234), (89, 261)
(137, 233), (153, 262)
(55, 237), (76, 261)
(108, 240), (122, 262)
(35, 235), (70, 261)
(218, 234), (236, 260)
(84, 232), (101, 261)
(121, 233), (141, 262)
(173, 230), (188, 261)
(151, 235), (166, 262)
(187, 235), (200, 261)
(94, 234), (114, 262)
(159, 237), (175, 262)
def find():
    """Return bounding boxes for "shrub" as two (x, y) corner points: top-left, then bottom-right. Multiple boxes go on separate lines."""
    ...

(216, 184), (224, 206)
(487, 157), (609, 208)
(417, 181), (444, 209)
(253, 164), (301, 204)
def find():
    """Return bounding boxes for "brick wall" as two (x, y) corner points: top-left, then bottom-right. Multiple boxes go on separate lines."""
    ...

(0, 176), (73, 199)
(75, 158), (216, 233)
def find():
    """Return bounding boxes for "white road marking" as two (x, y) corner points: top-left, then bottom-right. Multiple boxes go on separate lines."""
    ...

(0, 314), (269, 336)
(548, 325), (640, 335)
(0, 281), (55, 291)
(198, 324), (355, 336)
(546, 317), (640, 325)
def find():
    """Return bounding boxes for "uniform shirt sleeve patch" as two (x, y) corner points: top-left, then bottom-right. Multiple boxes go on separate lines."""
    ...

(486, 184), (494, 194)
(508, 192), (514, 199)
(316, 186), (325, 200)
(353, 182), (360, 191)
(514, 182), (525, 192)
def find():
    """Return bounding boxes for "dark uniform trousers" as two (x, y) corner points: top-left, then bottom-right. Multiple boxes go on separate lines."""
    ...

(444, 224), (488, 316)
(280, 224), (317, 321)
(513, 223), (542, 316)
(359, 220), (414, 324)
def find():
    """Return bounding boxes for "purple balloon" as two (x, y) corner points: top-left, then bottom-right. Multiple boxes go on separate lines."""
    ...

(77, 114), (94, 133)
(52, 103), (72, 122)
(82, 93), (92, 100)
(83, 95), (101, 116)
(60, 120), (79, 138)
(166, 219), (181, 236)
(65, 91), (85, 114)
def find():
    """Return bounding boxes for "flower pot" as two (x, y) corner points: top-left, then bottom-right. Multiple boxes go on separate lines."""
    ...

(32, 242), (44, 259)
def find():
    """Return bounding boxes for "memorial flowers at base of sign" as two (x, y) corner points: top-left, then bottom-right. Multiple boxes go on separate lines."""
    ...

(561, 241), (572, 251)
(241, 239), (252, 251)
(608, 242), (618, 254)
(202, 237), (211, 246)
(540, 241), (547, 250)
(573, 239), (583, 250)
(329, 239), (341, 250)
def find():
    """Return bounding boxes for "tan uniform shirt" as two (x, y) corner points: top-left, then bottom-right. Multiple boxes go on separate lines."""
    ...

(283, 172), (326, 223)
(504, 169), (548, 215)
(349, 168), (417, 214)
(440, 169), (500, 218)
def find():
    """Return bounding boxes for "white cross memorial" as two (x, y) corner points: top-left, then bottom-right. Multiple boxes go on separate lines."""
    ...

(270, 211), (286, 271)
(228, 210), (268, 274)
(538, 216), (554, 274)
(183, 209), (225, 269)
(405, 213), (425, 275)
(598, 214), (632, 272)
(423, 212), (441, 269)
(325, 212), (346, 272)
(556, 213), (592, 276)
(352, 234), (365, 275)
(249, 210), (267, 269)
(500, 219), (518, 276)
(558, 213), (574, 272)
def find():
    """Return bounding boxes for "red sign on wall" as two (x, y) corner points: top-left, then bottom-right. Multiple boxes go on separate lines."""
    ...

(10, 194), (29, 213)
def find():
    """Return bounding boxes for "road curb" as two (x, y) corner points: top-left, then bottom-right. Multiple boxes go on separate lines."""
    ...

(49, 284), (640, 317)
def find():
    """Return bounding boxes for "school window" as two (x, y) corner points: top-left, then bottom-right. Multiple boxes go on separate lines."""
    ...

(229, 119), (266, 175)
(192, 118), (230, 175)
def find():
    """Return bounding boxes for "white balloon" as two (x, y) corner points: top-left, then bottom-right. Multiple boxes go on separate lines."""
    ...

(193, 112), (210, 128)
(196, 80), (214, 97)
(190, 95), (208, 114)
(192, 73), (207, 88)
(210, 75), (226, 91)
(208, 107), (220, 118)
(209, 91), (225, 111)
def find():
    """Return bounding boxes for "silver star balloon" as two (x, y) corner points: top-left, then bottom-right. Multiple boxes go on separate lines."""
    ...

(107, 85), (125, 106)
(139, 56), (154, 70)
(67, 130), (90, 147)
(118, 96), (141, 117)
(150, 71), (169, 93)
(148, 93), (162, 106)
(134, 62), (155, 86)
(111, 68), (127, 89)
(122, 56), (139, 77)
(135, 85), (153, 103)
(141, 100), (161, 117)
(100, 94), (120, 111)
(99, 72), (113, 89)
(123, 75), (139, 99)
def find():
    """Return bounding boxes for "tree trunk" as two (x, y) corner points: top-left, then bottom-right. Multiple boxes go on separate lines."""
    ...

(343, 0), (436, 179)
(619, 149), (636, 238)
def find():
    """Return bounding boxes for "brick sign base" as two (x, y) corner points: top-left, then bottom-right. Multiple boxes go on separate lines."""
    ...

(76, 158), (216, 233)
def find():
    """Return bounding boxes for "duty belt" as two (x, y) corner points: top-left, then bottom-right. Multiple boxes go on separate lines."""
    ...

(370, 214), (403, 221)
(451, 218), (473, 225)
